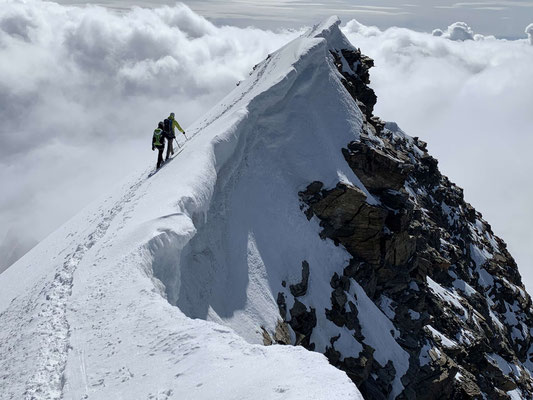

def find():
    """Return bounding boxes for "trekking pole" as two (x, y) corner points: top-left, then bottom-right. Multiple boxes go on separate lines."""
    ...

(174, 138), (181, 149)
(183, 132), (189, 141)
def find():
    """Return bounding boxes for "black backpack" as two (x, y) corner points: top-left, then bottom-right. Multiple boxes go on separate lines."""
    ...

(163, 118), (172, 135)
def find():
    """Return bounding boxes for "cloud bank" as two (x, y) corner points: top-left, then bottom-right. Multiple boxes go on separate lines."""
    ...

(0, 0), (300, 266)
(342, 20), (533, 293)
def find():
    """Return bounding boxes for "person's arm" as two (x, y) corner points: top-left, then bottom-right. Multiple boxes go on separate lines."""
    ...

(172, 119), (185, 133)
(152, 134), (155, 150)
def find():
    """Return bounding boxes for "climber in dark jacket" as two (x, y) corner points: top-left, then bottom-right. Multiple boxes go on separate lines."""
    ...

(152, 122), (165, 169)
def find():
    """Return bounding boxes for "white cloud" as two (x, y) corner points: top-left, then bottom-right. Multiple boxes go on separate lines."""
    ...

(344, 19), (382, 37)
(447, 21), (475, 40)
(341, 20), (533, 294)
(432, 21), (475, 40)
(526, 23), (533, 45)
(0, 0), (300, 267)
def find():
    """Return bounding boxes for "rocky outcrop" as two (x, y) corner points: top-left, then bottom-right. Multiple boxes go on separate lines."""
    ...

(342, 141), (413, 193)
(272, 45), (533, 399)
(300, 182), (388, 264)
(262, 320), (291, 346)
(277, 273), (317, 349)
(290, 261), (310, 297)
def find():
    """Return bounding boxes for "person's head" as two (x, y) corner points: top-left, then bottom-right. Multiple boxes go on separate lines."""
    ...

(169, 112), (175, 119)
(158, 121), (164, 129)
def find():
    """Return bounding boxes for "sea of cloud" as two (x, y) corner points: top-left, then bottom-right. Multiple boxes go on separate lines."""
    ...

(341, 20), (533, 292)
(1, 1), (532, 292)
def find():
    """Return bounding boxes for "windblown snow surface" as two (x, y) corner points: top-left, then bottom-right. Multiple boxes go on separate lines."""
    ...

(0, 17), (380, 400)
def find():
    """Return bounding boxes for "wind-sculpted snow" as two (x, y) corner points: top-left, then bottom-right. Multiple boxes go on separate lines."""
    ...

(0, 17), (363, 400)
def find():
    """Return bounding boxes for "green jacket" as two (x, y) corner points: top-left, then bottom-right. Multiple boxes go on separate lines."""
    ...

(169, 115), (185, 134)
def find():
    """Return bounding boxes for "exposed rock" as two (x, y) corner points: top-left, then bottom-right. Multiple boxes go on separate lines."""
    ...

(342, 142), (413, 193)
(274, 320), (291, 345)
(288, 299), (316, 349)
(301, 182), (387, 264)
(262, 320), (292, 346)
(290, 261), (310, 297)
(453, 370), (482, 399)
(330, 49), (377, 120)
(375, 360), (396, 396)
(261, 326), (273, 346)
(383, 231), (416, 267)
(326, 337), (376, 388)
(276, 292), (287, 319)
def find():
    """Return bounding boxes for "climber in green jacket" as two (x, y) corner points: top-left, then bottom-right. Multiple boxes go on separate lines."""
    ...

(152, 122), (165, 169)
(163, 112), (186, 160)
(169, 112), (185, 136)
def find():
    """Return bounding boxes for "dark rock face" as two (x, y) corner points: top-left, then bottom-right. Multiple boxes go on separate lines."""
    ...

(290, 261), (310, 297)
(301, 182), (388, 264)
(276, 284), (317, 349)
(274, 45), (533, 399)
(288, 299), (317, 348)
(342, 142), (413, 193)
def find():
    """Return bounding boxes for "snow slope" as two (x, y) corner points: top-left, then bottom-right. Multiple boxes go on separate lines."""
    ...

(0, 17), (370, 400)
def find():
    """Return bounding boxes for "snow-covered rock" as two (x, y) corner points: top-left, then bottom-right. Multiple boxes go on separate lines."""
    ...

(296, 24), (533, 399)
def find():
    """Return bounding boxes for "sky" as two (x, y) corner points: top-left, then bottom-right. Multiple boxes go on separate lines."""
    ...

(55, 0), (533, 38)
(1, 0), (532, 293)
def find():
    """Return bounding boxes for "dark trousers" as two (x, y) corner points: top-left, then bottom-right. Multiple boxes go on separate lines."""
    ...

(156, 146), (164, 169)
(166, 138), (174, 160)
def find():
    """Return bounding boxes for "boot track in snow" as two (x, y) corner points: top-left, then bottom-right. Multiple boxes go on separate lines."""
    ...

(8, 176), (147, 399)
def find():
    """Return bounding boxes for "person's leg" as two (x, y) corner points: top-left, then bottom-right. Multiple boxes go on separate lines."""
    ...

(157, 147), (164, 168)
(166, 139), (173, 160)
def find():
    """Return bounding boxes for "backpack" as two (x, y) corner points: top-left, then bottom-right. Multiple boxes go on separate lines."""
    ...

(153, 128), (163, 147)
(163, 118), (173, 136)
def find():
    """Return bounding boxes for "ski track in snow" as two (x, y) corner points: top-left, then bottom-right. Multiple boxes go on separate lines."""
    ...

(0, 172), (149, 400)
